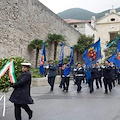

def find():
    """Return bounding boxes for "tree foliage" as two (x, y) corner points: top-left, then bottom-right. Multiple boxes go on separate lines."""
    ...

(46, 33), (65, 60)
(104, 33), (120, 60)
(28, 39), (43, 68)
(74, 34), (94, 60)
(0, 57), (27, 92)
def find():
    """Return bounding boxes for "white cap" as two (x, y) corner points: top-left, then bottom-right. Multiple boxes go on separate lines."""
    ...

(21, 63), (31, 66)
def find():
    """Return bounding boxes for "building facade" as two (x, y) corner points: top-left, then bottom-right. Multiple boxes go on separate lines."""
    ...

(64, 19), (96, 39)
(64, 9), (120, 60)
(96, 9), (120, 59)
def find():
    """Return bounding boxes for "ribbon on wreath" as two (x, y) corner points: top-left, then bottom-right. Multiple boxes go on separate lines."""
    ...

(0, 59), (17, 83)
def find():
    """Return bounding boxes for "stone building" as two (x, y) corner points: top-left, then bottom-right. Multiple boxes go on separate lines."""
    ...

(0, 0), (80, 67)
(64, 18), (96, 39)
(96, 9), (120, 59)
(64, 9), (120, 60)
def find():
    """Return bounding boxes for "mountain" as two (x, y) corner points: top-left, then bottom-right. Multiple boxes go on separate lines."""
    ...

(57, 7), (120, 20)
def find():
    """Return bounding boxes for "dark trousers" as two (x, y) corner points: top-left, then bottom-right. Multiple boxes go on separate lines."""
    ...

(117, 73), (120, 84)
(14, 104), (31, 120)
(103, 78), (112, 93)
(112, 78), (115, 87)
(59, 78), (64, 88)
(63, 77), (70, 91)
(76, 77), (82, 92)
(95, 78), (102, 88)
(73, 74), (77, 84)
(89, 78), (94, 93)
(48, 76), (55, 90)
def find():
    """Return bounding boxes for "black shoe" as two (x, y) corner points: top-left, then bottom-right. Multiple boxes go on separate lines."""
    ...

(66, 90), (68, 92)
(90, 90), (92, 93)
(59, 86), (62, 88)
(50, 88), (53, 91)
(104, 92), (108, 94)
(29, 110), (33, 119)
(77, 91), (79, 93)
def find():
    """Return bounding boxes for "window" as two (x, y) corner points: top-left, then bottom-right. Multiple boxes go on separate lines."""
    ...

(110, 32), (117, 41)
(74, 25), (77, 28)
(111, 18), (115, 21)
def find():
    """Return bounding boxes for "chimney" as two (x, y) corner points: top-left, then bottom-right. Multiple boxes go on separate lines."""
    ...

(91, 16), (96, 29)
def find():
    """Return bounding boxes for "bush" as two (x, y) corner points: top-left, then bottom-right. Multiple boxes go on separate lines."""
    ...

(0, 57), (27, 92)
(30, 68), (44, 78)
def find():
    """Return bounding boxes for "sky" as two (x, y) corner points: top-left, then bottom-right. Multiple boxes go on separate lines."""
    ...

(39, 0), (120, 14)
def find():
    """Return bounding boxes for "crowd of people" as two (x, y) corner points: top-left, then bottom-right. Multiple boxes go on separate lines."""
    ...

(7, 60), (120, 120)
(46, 60), (120, 94)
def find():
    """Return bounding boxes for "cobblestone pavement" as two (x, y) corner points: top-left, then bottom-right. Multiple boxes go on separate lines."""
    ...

(1, 80), (120, 120)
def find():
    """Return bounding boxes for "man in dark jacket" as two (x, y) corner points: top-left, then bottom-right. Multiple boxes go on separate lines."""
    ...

(94, 63), (102, 89)
(75, 63), (84, 93)
(103, 61), (112, 94)
(110, 62), (117, 87)
(9, 63), (33, 120)
(47, 60), (57, 91)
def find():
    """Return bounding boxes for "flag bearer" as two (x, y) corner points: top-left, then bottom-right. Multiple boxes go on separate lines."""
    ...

(89, 64), (96, 93)
(59, 65), (65, 88)
(62, 63), (71, 92)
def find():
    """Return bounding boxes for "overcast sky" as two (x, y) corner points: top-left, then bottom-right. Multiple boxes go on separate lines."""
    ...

(39, 0), (120, 14)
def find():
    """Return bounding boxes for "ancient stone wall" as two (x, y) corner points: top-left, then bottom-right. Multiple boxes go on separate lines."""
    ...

(0, 0), (80, 67)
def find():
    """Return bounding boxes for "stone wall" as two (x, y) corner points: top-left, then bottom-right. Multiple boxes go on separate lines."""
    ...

(0, 0), (80, 67)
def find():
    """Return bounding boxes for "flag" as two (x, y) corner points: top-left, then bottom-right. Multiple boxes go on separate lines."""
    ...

(63, 46), (74, 76)
(68, 46), (74, 66)
(104, 37), (119, 50)
(85, 67), (91, 84)
(39, 42), (46, 75)
(58, 43), (65, 68)
(83, 38), (101, 67)
(108, 39), (120, 67)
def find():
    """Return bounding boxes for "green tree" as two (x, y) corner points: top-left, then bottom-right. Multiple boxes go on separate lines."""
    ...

(0, 57), (27, 92)
(104, 33), (120, 60)
(47, 33), (65, 60)
(28, 39), (43, 68)
(74, 34), (94, 61)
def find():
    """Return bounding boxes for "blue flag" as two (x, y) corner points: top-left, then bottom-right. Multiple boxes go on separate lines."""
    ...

(64, 46), (74, 76)
(85, 67), (91, 84)
(58, 43), (65, 68)
(104, 37), (119, 50)
(83, 38), (101, 67)
(39, 42), (46, 75)
(108, 39), (120, 67)
(68, 46), (74, 66)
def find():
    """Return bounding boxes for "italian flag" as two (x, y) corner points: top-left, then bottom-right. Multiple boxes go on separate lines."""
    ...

(9, 60), (17, 83)
(0, 60), (17, 83)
